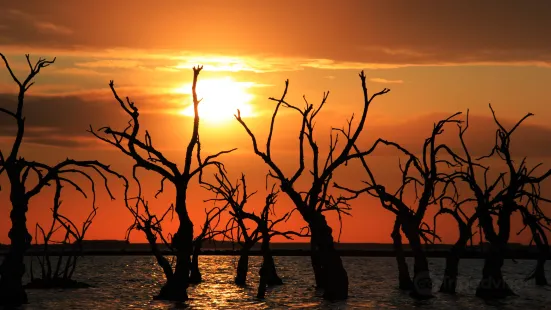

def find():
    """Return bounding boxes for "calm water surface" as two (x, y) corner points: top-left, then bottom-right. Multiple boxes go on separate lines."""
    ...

(4, 256), (551, 309)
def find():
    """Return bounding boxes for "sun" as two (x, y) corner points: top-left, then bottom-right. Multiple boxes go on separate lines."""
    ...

(173, 77), (255, 124)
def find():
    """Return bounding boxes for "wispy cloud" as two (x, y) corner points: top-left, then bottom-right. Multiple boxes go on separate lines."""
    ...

(4, 9), (72, 35)
(369, 78), (404, 84)
(75, 59), (143, 69)
(34, 22), (73, 35)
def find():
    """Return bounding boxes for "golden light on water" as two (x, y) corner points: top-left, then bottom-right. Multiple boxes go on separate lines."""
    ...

(173, 77), (256, 124)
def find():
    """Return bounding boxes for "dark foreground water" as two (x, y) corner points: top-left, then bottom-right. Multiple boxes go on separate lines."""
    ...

(5, 256), (551, 309)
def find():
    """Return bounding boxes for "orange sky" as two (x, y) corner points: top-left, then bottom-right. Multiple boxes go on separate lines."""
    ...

(1, 1), (551, 245)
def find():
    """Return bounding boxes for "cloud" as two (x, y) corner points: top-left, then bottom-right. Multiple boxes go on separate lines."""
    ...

(34, 22), (73, 35)
(369, 78), (404, 84)
(2, 2), (551, 67)
(75, 60), (142, 69)
(0, 91), (209, 149)
(50, 67), (110, 77)
(2, 90), (551, 162)
(1, 9), (72, 37)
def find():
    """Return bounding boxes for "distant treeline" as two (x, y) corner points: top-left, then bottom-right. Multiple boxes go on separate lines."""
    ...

(1, 240), (540, 259)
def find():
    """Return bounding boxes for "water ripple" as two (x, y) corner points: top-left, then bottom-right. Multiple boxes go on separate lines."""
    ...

(3, 256), (549, 309)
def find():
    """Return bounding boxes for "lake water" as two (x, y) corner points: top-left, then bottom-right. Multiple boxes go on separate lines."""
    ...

(3, 256), (551, 309)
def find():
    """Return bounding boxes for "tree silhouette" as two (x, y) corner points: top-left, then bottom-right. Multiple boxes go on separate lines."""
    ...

(202, 170), (306, 298)
(89, 66), (234, 301)
(390, 217), (414, 290)
(124, 178), (231, 285)
(433, 194), (478, 294)
(452, 106), (551, 298)
(27, 178), (97, 289)
(124, 192), (175, 281)
(336, 113), (463, 299)
(520, 209), (549, 286)
(235, 71), (389, 300)
(189, 202), (232, 284)
(0, 54), (123, 307)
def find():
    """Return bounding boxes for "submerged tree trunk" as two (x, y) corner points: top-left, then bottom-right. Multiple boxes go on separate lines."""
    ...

(525, 216), (548, 286)
(262, 235), (282, 286)
(235, 247), (250, 286)
(0, 185), (31, 307)
(144, 227), (174, 281)
(531, 235), (548, 286)
(402, 219), (433, 299)
(309, 213), (348, 300)
(531, 254), (548, 286)
(476, 245), (515, 298)
(440, 233), (471, 294)
(439, 247), (461, 294)
(391, 218), (413, 290)
(476, 208), (515, 299)
(155, 188), (193, 302)
(310, 236), (324, 289)
(189, 240), (202, 284)
(257, 234), (282, 299)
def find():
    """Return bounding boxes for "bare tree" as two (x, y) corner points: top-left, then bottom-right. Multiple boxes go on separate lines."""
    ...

(0, 54), (124, 307)
(189, 203), (232, 284)
(433, 197), (478, 294)
(202, 171), (307, 299)
(336, 113), (463, 299)
(28, 179), (98, 289)
(518, 195), (550, 286)
(453, 106), (551, 298)
(390, 217), (414, 290)
(89, 66), (234, 301)
(235, 71), (389, 300)
(124, 192), (175, 282)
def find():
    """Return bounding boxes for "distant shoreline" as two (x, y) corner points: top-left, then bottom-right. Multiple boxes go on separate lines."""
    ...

(0, 241), (543, 259)
(1, 249), (548, 260)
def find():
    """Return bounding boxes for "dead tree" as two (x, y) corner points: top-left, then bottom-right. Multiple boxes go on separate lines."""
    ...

(235, 71), (389, 300)
(202, 171), (307, 299)
(125, 194), (175, 282)
(433, 196), (478, 294)
(390, 217), (414, 290)
(518, 195), (550, 286)
(0, 54), (124, 307)
(89, 66), (234, 301)
(189, 204), (232, 284)
(453, 106), (551, 298)
(335, 113), (463, 299)
(27, 179), (97, 289)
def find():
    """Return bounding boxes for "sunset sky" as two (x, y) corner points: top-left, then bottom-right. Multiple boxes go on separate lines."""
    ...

(1, 1), (551, 245)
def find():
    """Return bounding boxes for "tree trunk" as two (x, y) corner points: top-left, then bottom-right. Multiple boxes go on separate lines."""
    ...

(257, 266), (267, 299)
(189, 240), (202, 284)
(144, 228), (173, 281)
(401, 219), (433, 299)
(257, 233), (281, 299)
(391, 218), (413, 290)
(261, 234), (282, 284)
(439, 248), (460, 294)
(0, 187), (31, 307)
(235, 248), (249, 286)
(310, 236), (324, 289)
(154, 187), (193, 302)
(532, 232), (548, 286)
(532, 257), (548, 286)
(476, 208), (516, 299)
(526, 219), (548, 286)
(475, 243), (515, 298)
(440, 235), (470, 294)
(310, 213), (348, 300)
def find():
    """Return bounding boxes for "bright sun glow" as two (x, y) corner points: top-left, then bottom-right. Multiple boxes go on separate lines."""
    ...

(173, 77), (255, 124)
